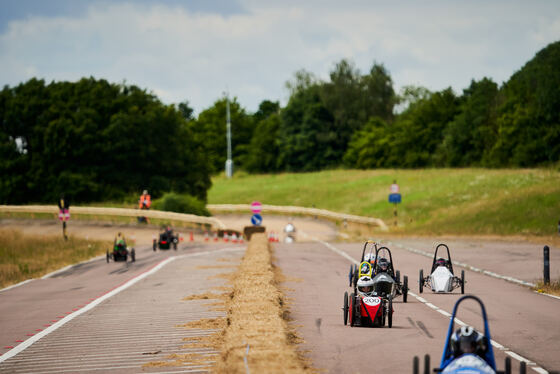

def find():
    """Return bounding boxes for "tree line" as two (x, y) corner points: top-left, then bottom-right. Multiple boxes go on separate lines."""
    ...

(0, 78), (210, 204)
(1, 41), (559, 204)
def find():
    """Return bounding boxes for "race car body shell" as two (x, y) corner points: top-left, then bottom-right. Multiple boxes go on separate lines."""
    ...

(360, 296), (382, 319)
(430, 266), (454, 292)
(441, 354), (496, 374)
(372, 273), (395, 298)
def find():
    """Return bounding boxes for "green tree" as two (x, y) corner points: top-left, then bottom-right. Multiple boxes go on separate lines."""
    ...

(191, 97), (255, 173)
(390, 88), (460, 167)
(436, 78), (499, 166)
(343, 117), (393, 168)
(278, 86), (337, 171)
(490, 41), (560, 166)
(0, 78), (211, 204)
(244, 113), (281, 173)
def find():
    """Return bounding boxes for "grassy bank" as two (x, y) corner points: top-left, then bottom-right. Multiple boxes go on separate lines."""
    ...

(0, 229), (109, 288)
(208, 169), (560, 236)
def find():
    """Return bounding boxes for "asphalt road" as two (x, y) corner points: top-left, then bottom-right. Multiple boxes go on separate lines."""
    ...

(0, 242), (244, 373)
(1, 218), (559, 373)
(275, 238), (560, 374)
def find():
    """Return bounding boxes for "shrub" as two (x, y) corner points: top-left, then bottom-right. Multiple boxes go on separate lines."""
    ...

(152, 192), (210, 216)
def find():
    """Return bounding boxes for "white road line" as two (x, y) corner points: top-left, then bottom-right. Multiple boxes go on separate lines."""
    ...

(0, 246), (243, 363)
(18, 363), (213, 374)
(42, 254), (106, 279)
(0, 279), (34, 293)
(312, 238), (550, 374)
(8, 350), (218, 363)
(0, 256), (176, 363)
(379, 239), (539, 287)
(6, 353), (218, 370)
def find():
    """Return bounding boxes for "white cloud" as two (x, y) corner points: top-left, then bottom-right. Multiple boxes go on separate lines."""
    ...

(0, 1), (558, 113)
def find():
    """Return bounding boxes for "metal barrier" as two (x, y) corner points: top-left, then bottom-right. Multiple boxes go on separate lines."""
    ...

(208, 204), (388, 231)
(0, 205), (226, 230)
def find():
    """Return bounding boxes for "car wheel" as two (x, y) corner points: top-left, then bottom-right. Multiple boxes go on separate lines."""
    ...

(173, 241), (177, 250)
(388, 295), (393, 328)
(396, 270), (401, 284)
(343, 291), (348, 326)
(349, 293), (355, 327)
(419, 269), (424, 293)
(131, 249), (136, 262)
(461, 270), (465, 294)
(403, 276), (408, 303)
(504, 357), (511, 374)
(106, 251), (109, 263)
(153, 240), (156, 251)
(520, 361), (526, 374)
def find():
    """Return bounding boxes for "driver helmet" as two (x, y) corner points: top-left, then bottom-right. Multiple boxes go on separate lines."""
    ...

(436, 257), (448, 267)
(450, 326), (486, 357)
(143, 190), (148, 195)
(378, 257), (389, 272)
(357, 276), (375, 297)
(364, 252), (376, 264)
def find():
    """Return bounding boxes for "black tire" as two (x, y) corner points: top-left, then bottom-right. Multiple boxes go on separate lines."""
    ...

(352, 265), (358, 288)
(520, 361), (526, 374)
(461, 270), (465, 294)
(504, 357), (511, 374)
(388, 296), (393, 328)
(173, 241), (177, 250)
(131, 248), (136, 262)
(106, 251), (110, 263)
(423, 354), (430, 374)
(343, 292), (348, 326)
(348, 264), (353, 287)
(413, 356), (419, 374)
(403, 276), (408, 303)
(349, 293), (355, 327)
(153, 240), (157, 251)
(419, 269), (424, 293)
(396, 270), (401, 284)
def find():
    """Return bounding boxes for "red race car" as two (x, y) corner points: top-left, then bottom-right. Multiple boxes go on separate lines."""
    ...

(343, 276), (393, 328)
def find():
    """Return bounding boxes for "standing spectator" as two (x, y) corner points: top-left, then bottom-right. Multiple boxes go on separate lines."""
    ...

(138, 190), (151, 223)
(139, 190), (151, 209)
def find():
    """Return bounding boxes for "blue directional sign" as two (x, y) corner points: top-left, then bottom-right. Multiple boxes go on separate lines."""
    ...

(251, 213), (263, 226)
(388, 193), (402, 204)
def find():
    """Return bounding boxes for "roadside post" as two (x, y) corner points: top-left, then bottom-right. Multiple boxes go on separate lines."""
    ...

(251, 201), (263, 227)
(388, 181), (401, 227)
(543, 245), (550, 285)
(58, 194), (70, 240)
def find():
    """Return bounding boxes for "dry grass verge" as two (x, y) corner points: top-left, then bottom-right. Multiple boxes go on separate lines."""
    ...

(0, 228), (108, 288)
(533, 279), (560, 296)
(213, 233), (310, 374)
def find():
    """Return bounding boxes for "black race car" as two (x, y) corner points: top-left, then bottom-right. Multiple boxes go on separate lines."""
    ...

(153, 226), (179, 251)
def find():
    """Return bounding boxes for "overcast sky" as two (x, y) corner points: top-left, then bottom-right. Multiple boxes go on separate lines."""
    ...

(1, 0), (559, 115)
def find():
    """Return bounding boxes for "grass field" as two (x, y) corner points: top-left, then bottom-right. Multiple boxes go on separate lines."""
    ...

(208, 168), (560, 237)
(0, 229), (109, 289)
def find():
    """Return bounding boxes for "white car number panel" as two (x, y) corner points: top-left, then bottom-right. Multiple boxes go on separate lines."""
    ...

(363, 297), (381, 306)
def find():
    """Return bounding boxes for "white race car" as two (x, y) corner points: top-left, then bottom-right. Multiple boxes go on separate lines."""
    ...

(419, 244), (465, 294)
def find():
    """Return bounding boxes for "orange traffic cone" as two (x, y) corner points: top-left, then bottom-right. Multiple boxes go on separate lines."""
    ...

(213, 232), (218, 242)
(204, 231), (209, 242)
(223, 232), (229, 242)
(190, 232), (194, 242)
(232, 233), (238, 243)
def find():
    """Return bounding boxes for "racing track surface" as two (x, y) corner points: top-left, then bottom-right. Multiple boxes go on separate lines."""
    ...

(275, 238), (560, 374)
(0, 242), (244, 373)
